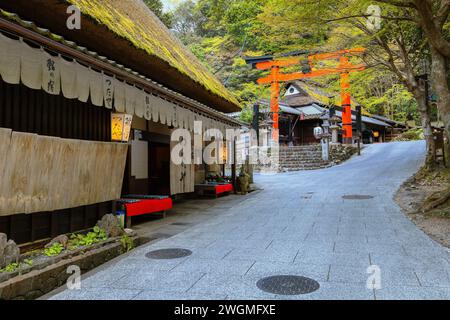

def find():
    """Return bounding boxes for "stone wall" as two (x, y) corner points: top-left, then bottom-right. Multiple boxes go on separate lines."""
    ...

(0, 236), (141, 300)
(330, 144), (358, 165)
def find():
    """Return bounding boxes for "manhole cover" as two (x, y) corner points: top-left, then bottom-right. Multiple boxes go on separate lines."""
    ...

(256, 275), (320, 295)
(145, 248), (192, 259)
(342, 195), (374, 200)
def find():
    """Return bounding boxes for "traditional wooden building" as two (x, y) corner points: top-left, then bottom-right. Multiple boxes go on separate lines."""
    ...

(0, 0), (241, 244)
(257, 81), (394, 145)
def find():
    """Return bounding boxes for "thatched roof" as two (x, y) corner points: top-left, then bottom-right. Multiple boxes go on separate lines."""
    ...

(0, 0), (240, 112)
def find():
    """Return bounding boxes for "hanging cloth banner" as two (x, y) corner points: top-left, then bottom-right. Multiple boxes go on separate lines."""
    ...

(76, 62), (90, 103)
(20, 43), (42, 90)
(144, 94), (152, 121)
(125, 85), (136, 115)
(89, 69), (103, 106)
(159, 99), (167, 125)
(0, 31), (236, 133)
(0, 33), (21, 84)
(0, 131), (128, 216)
(135, 89), (145, 118)
(172, 105), (181, 128)
(151, 95), (160, 123)
(103, 74), (114, 109)
(60, 57), (78, 99)
(164, 100), (172, 127)
(42, 52), (61, 95)
(114, 78), (126, 112)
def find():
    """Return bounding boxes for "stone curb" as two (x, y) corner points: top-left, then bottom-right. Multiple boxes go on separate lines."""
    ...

(0, 236), (141, 300)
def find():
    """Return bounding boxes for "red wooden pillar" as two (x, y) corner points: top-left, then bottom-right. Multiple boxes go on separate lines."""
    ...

(340, 57), (353, 144)
(270, 66), (280, 143)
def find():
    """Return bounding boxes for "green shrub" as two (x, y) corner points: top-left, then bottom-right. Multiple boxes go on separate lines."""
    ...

(68, 227), (107, 250)
(120, 235), (134, 252)
(393, 128), (424, 141)
(0, 263), (19, 273)
(43, 243), (64, 257)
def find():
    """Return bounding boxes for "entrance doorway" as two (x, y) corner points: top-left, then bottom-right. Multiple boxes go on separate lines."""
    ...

(149, 141), (170, 195)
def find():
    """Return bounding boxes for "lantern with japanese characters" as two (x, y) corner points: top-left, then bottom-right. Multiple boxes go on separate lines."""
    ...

(313, 126), (324, 140)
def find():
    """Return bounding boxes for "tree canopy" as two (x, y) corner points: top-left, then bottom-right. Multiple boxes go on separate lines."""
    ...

(166, 0), (440, 126)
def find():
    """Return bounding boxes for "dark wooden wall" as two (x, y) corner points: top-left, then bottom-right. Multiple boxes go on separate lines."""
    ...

(0, 78), (113, 244)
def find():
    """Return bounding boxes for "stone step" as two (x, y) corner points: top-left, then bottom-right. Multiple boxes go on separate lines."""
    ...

(279, 153), (323, 157)
(281, 163), (330, 169)
(279, 154), (322, 160)
(280, 152), (322, 156)
(280, 158), (323, 161)
(280, 145), (321, 149)
(280, 162), (330, 166)
(279, 150), (322, 154)
(281, 166), (331, 171)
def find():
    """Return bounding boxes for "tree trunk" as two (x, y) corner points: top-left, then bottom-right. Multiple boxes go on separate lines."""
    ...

(430, 47), (450, 166)
(413, 87), (435, 168)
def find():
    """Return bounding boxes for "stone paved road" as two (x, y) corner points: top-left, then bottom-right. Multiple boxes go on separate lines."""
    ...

(47, 141), (450, 300)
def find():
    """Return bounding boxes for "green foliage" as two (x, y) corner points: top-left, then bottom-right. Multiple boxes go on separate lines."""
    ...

(0, 259), (33, 273)
(68, 227), (107, 250)
(43, 243), (64, 257)
(393, 128), (424, 141)
(142, 0), (174, 28)
(239, 105), (254, 123)
(168, 0), (419, 122)
(120, 235), (134, 252)
(0, 263), (19, 273)
(23, 259), (33, 266)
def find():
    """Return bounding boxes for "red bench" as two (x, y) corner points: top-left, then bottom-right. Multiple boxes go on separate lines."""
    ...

(195, 183), (234, 198)
(117, 197), (173, 227)
(215, 183), (233, 195)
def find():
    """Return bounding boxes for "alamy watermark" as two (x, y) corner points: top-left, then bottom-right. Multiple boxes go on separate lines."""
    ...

(66, 5), (81, 30)
(170, 121), (280, 173)
(66, 265), (81, 290)
(367, 265), (382, 290)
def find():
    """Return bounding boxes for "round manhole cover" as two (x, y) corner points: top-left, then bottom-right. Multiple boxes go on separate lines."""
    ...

(257, 275), (320, 295)
(342, 195), (374, 200)
(145, 248), (192, 260)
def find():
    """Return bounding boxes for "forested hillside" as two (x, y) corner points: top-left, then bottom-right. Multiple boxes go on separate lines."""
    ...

(146, 0), (449, 168)
(155, 0), (430, 124)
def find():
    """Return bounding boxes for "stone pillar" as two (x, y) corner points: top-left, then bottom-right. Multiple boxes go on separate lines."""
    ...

(330, 125), (340, 144)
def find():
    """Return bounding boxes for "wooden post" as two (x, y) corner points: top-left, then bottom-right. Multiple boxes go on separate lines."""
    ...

(232, 139), (237, 194)
(340, 57), (353, 145)
(270, 66), (280, 143)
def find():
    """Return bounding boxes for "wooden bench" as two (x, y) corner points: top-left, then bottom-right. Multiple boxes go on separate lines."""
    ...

(195, 183), (233, 198)
(116, 196), (173, 227)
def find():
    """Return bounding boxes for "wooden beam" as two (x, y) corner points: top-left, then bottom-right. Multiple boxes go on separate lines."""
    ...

(257, 65), (366, 84)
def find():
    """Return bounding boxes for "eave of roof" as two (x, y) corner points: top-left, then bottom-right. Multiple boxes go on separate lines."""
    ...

(259, 99), (390, 126)
(0, 9), (242, 126)
(334, 110), (391, 127)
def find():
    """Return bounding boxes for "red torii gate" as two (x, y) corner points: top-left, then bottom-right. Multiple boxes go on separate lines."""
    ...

(253, 48), (366, 144)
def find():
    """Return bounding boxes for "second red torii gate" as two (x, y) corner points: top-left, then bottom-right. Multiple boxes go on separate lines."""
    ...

(254, 48), (366, 144)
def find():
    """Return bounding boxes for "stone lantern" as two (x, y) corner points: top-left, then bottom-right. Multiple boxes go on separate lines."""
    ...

(329, 114), (342, 145)
(319, 113), (332, 161)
